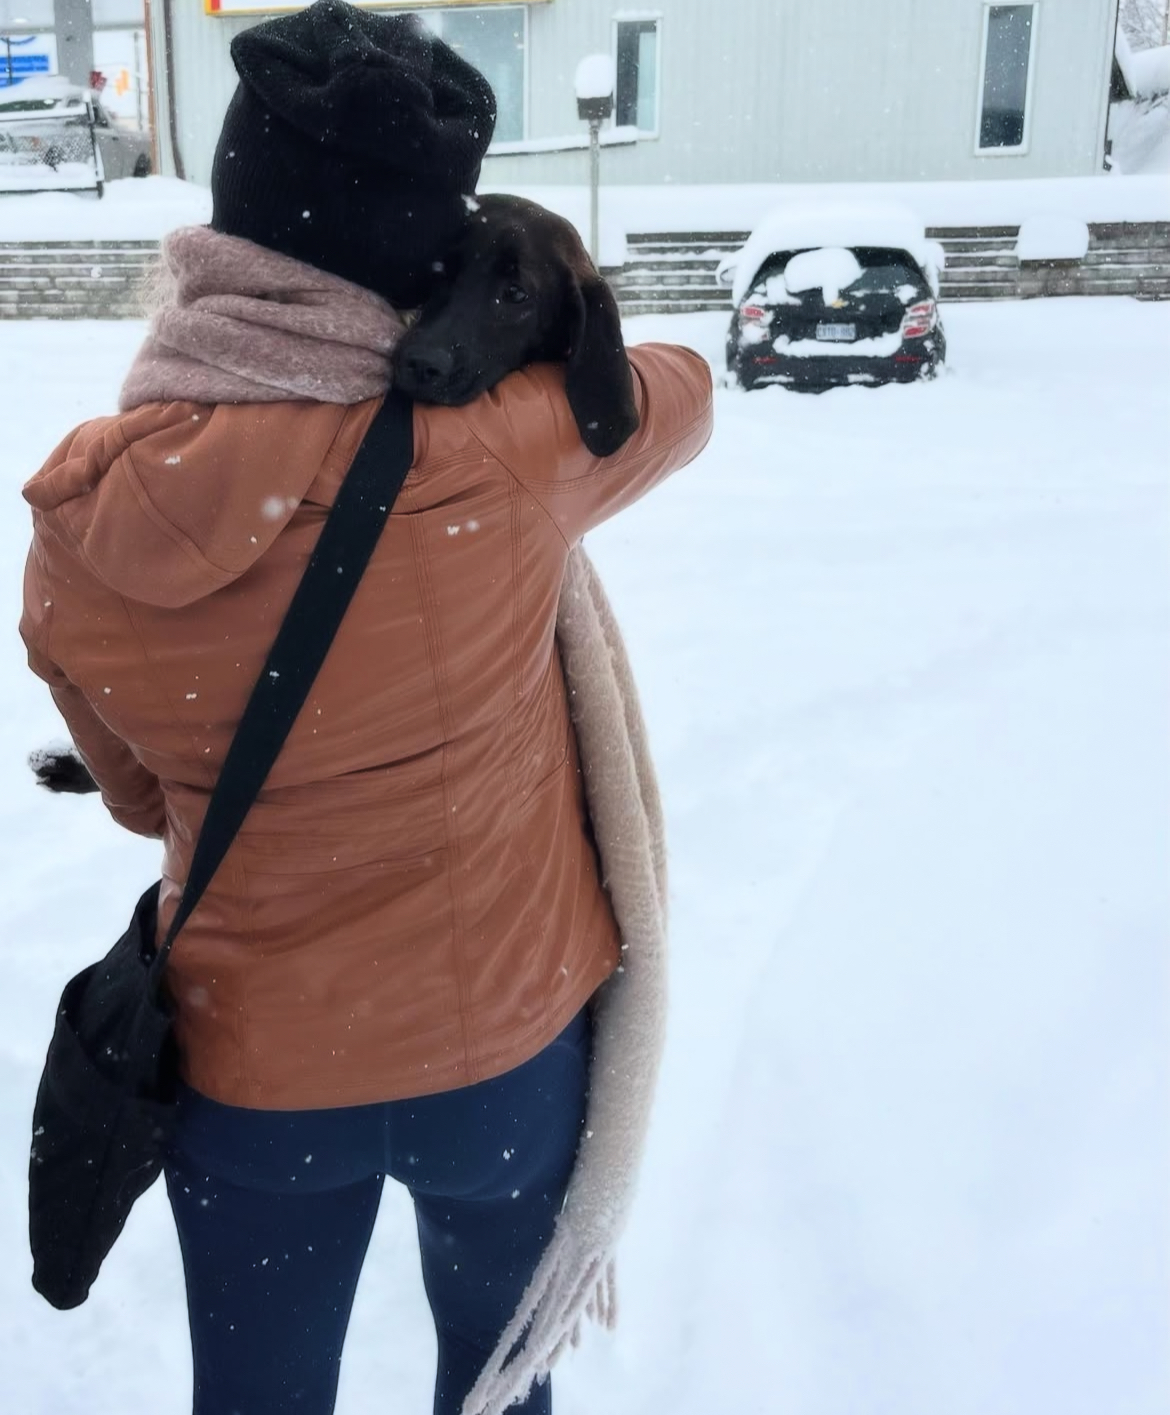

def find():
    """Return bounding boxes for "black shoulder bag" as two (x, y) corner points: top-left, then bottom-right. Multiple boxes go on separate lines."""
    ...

(28, 391), (414, 1311)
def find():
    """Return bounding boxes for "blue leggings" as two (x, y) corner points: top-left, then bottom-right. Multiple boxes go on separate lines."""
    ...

(164, 1011), (590, 1415)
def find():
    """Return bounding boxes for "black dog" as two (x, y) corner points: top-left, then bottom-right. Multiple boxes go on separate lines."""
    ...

(394, 194), (638, 457)
(31, 194), (639, 797)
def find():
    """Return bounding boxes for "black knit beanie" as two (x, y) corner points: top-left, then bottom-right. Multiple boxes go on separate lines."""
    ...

(211, 0), (496, 308)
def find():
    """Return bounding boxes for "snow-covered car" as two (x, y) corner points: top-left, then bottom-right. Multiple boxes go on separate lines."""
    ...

(721, 205), (947, 392)
(0, 76), (151, 195)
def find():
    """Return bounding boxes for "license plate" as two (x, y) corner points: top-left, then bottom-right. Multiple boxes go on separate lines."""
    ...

(816, 322), (856, 342)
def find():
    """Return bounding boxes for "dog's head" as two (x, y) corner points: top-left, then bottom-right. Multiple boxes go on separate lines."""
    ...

(392, 195), (639, 458)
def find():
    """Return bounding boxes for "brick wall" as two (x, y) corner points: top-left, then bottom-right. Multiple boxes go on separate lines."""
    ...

(613, 222), (1170, 315)
(0, 241), (158, 320)
(2, 226), (1168, 320)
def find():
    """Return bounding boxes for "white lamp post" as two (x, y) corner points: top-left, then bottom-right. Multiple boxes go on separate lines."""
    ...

(574, 53), (615, 266)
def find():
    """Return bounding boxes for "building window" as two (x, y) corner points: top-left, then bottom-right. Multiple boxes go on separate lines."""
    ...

(417, 6), (527, 144)
(615, 17), (659, 134)
(977, 4), (1036, 152)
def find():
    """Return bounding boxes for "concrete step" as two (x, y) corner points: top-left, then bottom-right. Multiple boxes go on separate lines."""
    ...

(941, 267), (1020, 284)
(618, 299), (731, 316)
(1088, 221), (1170, 242)
(0, 262), (148, 277)
(0, 305), (143, 319)
(1024, 274), (1170, 297)
(939, 287), (1022, 302)
(627, 231), (748, 248)
(0, 240), (159, 254)
(616, 272), (727, 291)
(1081, 248), (1170, 269)
(938, 252), (1020, 269)
(928, 225), (1020, 239)
(622, 254), (729, 270)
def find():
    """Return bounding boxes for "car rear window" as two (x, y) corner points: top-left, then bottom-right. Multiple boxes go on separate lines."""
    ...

(848, 248), (926, 295)
(749, 247), (926, 302)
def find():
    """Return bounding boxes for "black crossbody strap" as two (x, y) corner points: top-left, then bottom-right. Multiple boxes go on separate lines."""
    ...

(149, 391), (414, 991)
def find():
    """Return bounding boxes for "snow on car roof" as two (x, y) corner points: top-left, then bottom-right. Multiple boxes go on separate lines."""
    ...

(731, 202), (932, 304)
(0, 76), (86, 103)
(0, 76), (90, 118)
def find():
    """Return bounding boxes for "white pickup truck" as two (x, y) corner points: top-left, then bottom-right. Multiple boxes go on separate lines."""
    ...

(0, 76), (152, 196)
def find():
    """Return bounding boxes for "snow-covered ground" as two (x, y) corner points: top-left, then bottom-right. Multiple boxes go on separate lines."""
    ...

(0, 298), (1167, 1415)
(0, 175), (212, 240)
(2, 171), (1167, 249)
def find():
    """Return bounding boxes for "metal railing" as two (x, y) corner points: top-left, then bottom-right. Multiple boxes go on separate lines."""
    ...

(0, 114), (102, 193)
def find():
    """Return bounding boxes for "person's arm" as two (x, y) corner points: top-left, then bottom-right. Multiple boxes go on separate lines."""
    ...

(21, 553), (166, 839)
(478, 343), (714, 546)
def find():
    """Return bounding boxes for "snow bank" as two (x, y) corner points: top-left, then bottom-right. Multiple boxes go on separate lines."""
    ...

(1117, 30), (1170, 100)
(1110, 97), (1170, 176)
(0, 176), (211, 241)
(1131, 45), (1170, 99)
(0, 162), (102, 196)
(3, 174), (1167, 250)
(731, 203), (929, 305)
(1016, 216), (1091, 262)
(480, 176), (1170, 238)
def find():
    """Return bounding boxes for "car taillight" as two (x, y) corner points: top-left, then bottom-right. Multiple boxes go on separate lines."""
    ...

(900, 299), (937, 339)
(740, 304), (767, 322)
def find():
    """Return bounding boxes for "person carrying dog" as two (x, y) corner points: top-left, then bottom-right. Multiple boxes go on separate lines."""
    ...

(18, 3), (713, 1413)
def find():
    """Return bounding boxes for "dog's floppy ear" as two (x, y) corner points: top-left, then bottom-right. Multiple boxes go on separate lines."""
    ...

(565, 273), (639, 458)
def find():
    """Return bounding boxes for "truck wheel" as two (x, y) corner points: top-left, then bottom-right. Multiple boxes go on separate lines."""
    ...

(132, 154), (151, 178)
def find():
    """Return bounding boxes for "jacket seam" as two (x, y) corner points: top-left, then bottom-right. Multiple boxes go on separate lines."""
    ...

(462, 425), (573, 552)
(32, 534), (58, 668)
(522, 407), (711, 493)
(409, 514), (478, 1078)
(118, 446), (239, 581)
(319, 399), (381, 487)
(238, 857), (256, 1103)
(116, 595), (218, 791)
(503, 475), (555, 1026)
(465, 407), (709, 554)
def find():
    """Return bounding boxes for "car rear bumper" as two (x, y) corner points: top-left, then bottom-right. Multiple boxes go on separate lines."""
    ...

(737, 346), (943, 387)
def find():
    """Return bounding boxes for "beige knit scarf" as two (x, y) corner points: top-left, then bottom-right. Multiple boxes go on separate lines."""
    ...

(121, 227), (669, 1415)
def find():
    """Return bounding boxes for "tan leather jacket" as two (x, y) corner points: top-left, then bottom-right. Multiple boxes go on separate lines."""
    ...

(20, 346), (713, 1109)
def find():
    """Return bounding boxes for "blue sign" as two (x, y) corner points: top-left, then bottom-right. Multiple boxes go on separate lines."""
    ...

(1, 36), (52, 88)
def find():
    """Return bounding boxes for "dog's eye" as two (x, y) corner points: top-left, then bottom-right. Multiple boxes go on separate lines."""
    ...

(503, 283), (529, 305)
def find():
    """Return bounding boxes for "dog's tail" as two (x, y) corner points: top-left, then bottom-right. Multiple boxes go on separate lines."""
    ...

(30, 747), (99, 795)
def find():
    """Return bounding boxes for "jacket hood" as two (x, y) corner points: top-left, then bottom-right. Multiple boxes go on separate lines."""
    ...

(23, 399), (375, 608)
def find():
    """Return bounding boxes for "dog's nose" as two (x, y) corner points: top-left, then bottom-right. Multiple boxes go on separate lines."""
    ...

(401, 347), (454, 388)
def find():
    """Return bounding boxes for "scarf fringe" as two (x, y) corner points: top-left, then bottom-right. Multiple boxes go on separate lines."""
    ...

(461, 549), (668, 1415)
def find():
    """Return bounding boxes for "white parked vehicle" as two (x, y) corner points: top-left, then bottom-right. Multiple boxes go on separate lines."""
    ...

(0, 76), (152, 196)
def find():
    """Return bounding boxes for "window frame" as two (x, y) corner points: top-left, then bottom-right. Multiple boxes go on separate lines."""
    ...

(611, 11), (662, 139)
(421, 4), (530, 147)
(973, 1), (1040, 157)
